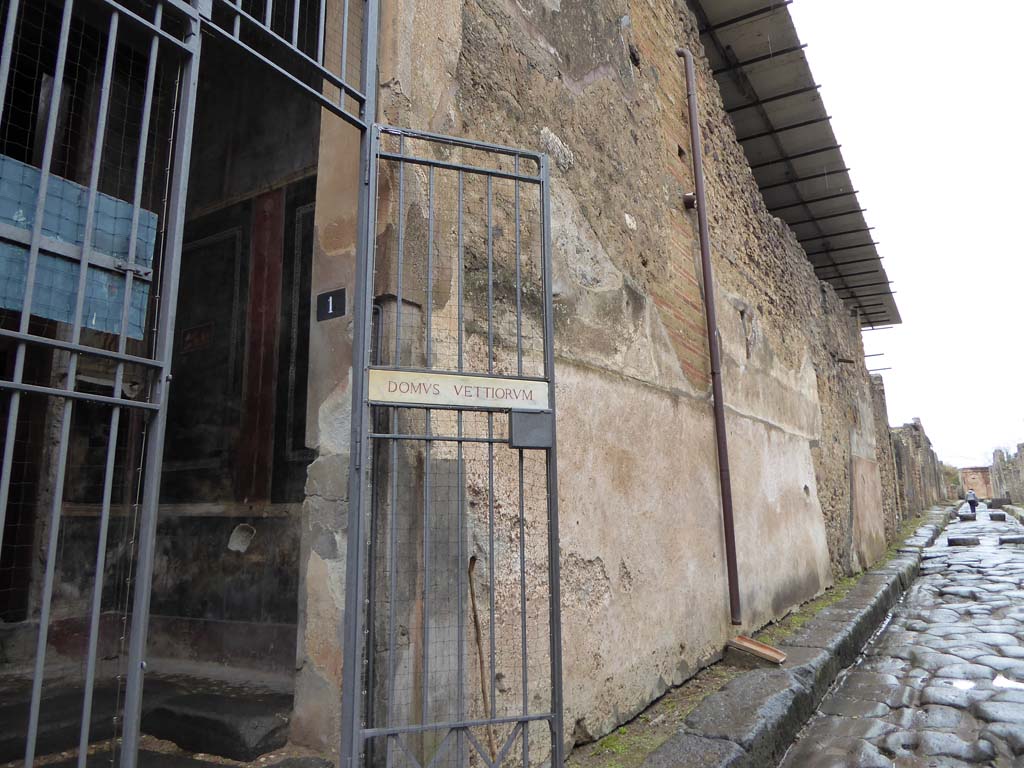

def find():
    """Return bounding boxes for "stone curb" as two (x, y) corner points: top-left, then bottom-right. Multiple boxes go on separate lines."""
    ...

(642, 506), (952, 768)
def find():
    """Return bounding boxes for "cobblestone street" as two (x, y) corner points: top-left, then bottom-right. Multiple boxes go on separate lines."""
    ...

(780, 506), (1024, 767)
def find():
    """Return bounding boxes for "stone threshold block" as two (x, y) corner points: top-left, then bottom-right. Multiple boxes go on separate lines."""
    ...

(988, 511), (1007, 521)
(946, 535), (980, 547)
(999, 535), (1024, 545)
(957, 513), (977, 522)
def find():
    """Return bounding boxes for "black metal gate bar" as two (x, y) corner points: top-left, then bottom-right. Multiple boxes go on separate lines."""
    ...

(342, 124), (563, 768)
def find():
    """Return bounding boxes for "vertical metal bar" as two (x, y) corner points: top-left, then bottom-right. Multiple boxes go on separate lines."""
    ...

(0, 0), (75, 557)
(395, 137), (404, 366)
(23, 398), (75, 766)
(19, 0), (80, 755)
(486, 176), (493, 370)
(69, 10), (122, 762)
(457, 171), (463, 372)
(291, 0), (300, 47)
(514, 159), (522, 376)
(120, 19), (204, 766)
(114, 0), (163, 366)
(539, 156), (564, 767)
(0, 0), (22, 127)
(340, 0), (381, 759)
(385, 151), (404, 768)
(316, 0), (325, 67)
(233, 0), (241, 38)
(76, 407), (120, 766)
(340, 0), (350, 81)
(518, 449), (528, 767)
(426, 168), (433, 366)
(84, 3), (166, 754)
(455, 166), (465, 755)
(421, 429), (430, 727)
(386, 425), (397, 768)
(422, 168), (434, 729)
(264, 0), (273, 28)
(456, 409), (464, 766)
(455, 170), (465, 766)
(485, 175), (496, 721)
(21, 0), (123, 718)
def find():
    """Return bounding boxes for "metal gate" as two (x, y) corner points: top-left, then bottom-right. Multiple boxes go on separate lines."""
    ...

(0, 0), (377, 765)
(1, 1), (561, 766)
(341, 126), (564, 768)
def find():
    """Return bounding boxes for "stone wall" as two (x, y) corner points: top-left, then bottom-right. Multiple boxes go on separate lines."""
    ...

(891, 419), (944, 516)
(991, 446), (1024, 502)
(871, 377), (902, 542)
(291, 0), (934, 754)
(960, 466), (994, 499)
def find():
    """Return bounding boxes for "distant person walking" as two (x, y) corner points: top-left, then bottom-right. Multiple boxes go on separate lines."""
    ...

(966, 489), (979, 516)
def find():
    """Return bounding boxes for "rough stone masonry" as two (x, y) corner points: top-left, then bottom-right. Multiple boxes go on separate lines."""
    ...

(290, 0), (948, 754)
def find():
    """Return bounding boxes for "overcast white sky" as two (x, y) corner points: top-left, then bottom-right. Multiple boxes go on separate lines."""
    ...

(788, 1), (1024, 468)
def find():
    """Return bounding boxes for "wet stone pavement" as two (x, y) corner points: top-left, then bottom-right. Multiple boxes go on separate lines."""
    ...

(780, 505), (1024, 767)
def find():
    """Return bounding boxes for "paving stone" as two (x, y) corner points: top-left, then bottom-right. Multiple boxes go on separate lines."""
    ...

(947, 536), (980, 547)
(919, 686), (976, 709)
(781, 510), (1024, 768)
(879, 729), (918, 757)
(982, 723), (1024, 755)
(912, 704), (963, 729)
(934, 663), (996, 680)
(917, 730), (995, 762)
(973, 700), (1024, 723)
(818, 695), (890, 718)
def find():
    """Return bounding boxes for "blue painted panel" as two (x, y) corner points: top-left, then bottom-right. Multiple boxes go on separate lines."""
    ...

(0, 154), (157, 338)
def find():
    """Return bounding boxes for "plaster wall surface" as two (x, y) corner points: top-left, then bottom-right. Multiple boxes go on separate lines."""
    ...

(289, 0), (932, 754)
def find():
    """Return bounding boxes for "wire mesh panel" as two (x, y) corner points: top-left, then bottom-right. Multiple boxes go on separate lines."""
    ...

(343, 126), (563, 768)
(0, 0), (200, 764)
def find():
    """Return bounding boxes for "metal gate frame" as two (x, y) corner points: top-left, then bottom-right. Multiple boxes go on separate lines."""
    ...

(340, 124), (565, 768)
(0, 0), (379, 764)
(0, 2), (203, 764)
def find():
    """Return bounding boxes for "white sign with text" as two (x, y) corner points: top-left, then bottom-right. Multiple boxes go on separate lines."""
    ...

(368, 369), (549, 412)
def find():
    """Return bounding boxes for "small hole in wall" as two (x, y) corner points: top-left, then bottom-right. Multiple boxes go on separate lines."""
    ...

(803, 485), (810, 496)
(677, 144), (686, 161)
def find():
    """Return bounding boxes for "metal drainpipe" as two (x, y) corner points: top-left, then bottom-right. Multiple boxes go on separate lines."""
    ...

(677, 46), (742, 626)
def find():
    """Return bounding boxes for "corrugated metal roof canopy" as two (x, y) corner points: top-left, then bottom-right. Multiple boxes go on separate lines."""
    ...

(694, 0), (901, 327)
